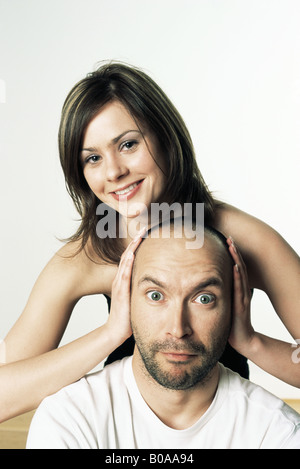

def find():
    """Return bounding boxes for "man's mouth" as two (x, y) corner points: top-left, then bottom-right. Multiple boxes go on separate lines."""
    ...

(162, 352), (197, 362)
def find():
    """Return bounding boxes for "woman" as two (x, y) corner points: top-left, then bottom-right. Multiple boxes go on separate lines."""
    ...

(0, 62), (299, 422)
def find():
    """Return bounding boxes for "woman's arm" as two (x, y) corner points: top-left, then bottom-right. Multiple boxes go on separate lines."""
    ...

(0, 237), (140, 422)
(227, 236), (300, 388)
(0, 324), (120, 422)
(234, 333), (300, 388)
(3, 241), (105, 362)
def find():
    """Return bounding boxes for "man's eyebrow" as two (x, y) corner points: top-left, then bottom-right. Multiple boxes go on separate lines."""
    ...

(138, 275), (223, 291)
(81, 129), (141, 153)
(192, 277), (224, 291)
(138, 275), (167, 289)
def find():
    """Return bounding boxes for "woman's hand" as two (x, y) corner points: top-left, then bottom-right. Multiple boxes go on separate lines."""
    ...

(227, 237), (256, 355)
(106, 229), (146, 346)
(227, 235), (300, 387)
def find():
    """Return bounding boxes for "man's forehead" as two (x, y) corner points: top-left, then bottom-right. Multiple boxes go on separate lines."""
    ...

(136, 265), (226, 293)
(133, 233), (232, 282)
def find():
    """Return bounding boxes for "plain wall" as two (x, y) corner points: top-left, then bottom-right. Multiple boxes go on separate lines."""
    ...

(0, 0), (299, 398)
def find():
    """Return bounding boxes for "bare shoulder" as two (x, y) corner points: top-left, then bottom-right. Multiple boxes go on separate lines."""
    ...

(214, 202), (281, 243)
(41, 239), (117, 300)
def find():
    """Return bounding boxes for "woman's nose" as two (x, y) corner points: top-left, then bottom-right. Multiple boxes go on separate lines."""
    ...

(105, 154), (129, 182)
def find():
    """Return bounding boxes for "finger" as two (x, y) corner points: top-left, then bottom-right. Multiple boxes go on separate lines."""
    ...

(227, 236), (241, 263)
(130, 226), (147, 248)
(115, 227), (147, 292)
(119, 236), (143, 270)
(116, 248), (134, 280)
(119, 251), (135, 292)
(120, 226), (147, 262)
(233, 263), (245, 313)
(113, 250), (135, 296)
(234, 263), (252, 319)
(227, 237), (249, 285)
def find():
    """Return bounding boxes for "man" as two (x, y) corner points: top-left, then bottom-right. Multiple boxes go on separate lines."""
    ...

(26, 224), (300, 449)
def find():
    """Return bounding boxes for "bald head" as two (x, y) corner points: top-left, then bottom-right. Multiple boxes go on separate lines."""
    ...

(132, 224), (233, 289)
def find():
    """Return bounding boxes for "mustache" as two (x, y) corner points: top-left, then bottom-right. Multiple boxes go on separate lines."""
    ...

(149, 339), (206, 354)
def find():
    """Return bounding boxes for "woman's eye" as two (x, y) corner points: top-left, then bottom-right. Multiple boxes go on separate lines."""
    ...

(147, 291), (164, 302)
(195, 294), (215, 305)
(120, 140), (138, 151)
(85, 154), (101, 164)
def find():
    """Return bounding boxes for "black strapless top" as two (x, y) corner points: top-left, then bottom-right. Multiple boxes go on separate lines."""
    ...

(104, 295), (249, 379)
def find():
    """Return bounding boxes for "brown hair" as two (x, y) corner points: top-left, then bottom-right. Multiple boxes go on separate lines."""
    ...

(58, 61), (215, 263)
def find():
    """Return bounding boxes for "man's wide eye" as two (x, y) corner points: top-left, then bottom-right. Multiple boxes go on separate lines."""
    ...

(195, 294), (215, 305)
(147, 291), (164, 302)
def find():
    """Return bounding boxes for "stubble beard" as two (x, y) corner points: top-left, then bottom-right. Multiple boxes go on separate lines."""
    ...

(132, 329), (229, 391)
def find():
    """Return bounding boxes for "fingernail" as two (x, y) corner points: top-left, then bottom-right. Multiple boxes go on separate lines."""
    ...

(138, 226), (147, 236)
(133, 226), (147, 241)
(229, 236), (237, 253)
(235, 264), (239, 272)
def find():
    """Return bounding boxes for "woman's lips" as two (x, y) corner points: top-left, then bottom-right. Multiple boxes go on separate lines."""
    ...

(110, 179), (144, 201)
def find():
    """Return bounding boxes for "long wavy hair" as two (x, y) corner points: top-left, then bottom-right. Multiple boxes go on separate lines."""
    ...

(58, 62), (215, 263)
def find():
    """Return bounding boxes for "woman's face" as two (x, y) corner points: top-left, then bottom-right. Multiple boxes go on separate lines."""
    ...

(81, 100), (166, 220)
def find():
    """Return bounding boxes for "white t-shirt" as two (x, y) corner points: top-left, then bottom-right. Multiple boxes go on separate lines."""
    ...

(26, 357), (300, 449)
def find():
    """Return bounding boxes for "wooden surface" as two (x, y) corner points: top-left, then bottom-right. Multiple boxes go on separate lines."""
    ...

(0, 410), (35, 449)
(0, 401), (299, 449)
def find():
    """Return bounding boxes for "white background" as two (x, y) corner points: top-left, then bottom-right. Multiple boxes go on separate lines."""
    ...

(0, 0), (299, 398)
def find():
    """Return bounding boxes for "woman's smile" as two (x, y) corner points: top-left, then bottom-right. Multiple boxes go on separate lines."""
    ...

(110, 179), (145, 201)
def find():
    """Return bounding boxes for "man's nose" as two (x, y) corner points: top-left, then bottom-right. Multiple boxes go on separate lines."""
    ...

(105, 154), (129, 182)
(166, 304), (193, 339)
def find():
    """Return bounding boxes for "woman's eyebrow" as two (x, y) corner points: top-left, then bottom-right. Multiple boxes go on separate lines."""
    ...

(81, 129), (141, 153)
(81, 146), (98, 154)
(111, 129), (141, 145)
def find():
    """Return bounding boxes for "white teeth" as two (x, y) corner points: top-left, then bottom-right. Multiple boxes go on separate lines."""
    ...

(114, 182), (139, 195)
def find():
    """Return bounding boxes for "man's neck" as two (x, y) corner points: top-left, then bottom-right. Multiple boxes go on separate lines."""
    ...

(132, 353), (220, 430)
